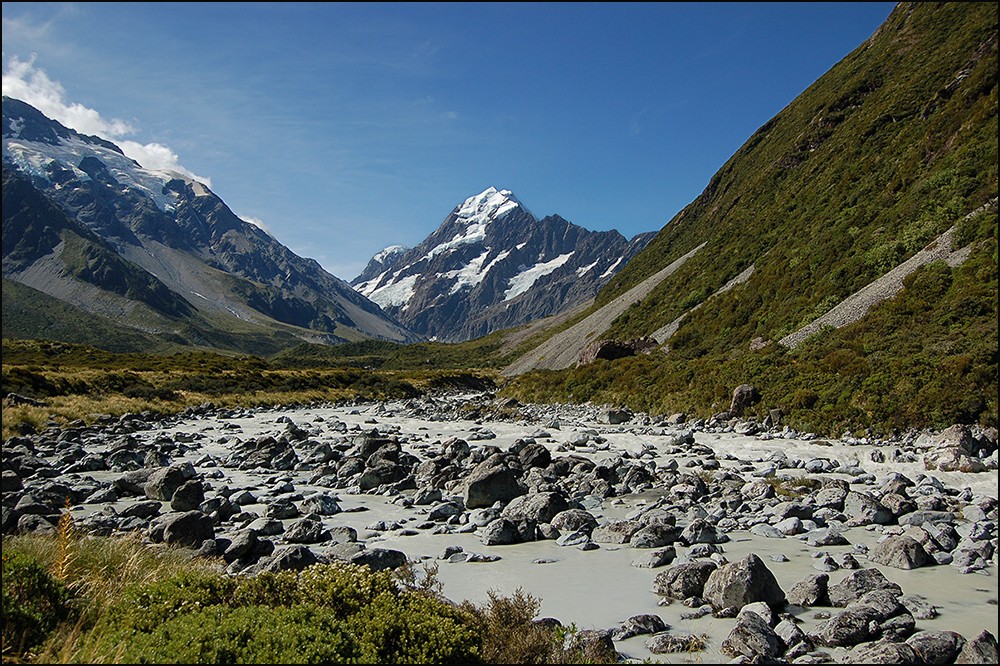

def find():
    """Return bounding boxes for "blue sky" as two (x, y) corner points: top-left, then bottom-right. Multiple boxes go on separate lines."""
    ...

(3, 2), (896, 280)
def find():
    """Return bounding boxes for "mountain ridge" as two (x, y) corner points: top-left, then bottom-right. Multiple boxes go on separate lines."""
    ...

(2, 96), (419, 354)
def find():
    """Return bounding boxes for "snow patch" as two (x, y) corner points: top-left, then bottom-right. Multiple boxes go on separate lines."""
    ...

(353, 269), (391, 297)
(504, 252), (574, 301)
(3, 136), (183, 212)
(366, 273), (419, 309)
(600, 257), (623, 279)
(446, 249), (511, 294)
(374, 245), (408, 263)
(424, 187), (523, 261)
(576, 261), (599, 277)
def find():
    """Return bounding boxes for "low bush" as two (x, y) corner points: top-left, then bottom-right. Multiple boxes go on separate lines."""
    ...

(1, 550), (74, 661)
(75, 561), (483, 664)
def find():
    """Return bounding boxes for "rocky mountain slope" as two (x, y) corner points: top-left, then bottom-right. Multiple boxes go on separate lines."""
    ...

(2, 97), (417, 354)
(501, 2), (997, 435)
(352, 186), (655, 342)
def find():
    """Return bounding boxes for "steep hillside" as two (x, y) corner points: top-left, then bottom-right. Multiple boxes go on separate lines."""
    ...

(502, 2), (997, 436)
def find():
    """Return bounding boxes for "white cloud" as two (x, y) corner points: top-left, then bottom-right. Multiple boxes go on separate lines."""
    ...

(239, 214), (274, 237)
(2, 54), (211, 186)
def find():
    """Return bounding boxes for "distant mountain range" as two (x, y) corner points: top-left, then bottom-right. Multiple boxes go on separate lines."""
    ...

(2, 96), (420, 354)
(352, 186), (655, 342)
(2, 98), (658, 353)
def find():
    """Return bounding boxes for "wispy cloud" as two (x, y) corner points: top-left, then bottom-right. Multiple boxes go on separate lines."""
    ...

(2, 54), (211, 186)
(239, 214), (274, 237)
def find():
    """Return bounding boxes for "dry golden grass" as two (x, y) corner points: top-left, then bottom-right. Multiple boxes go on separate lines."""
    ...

(0, 387), (362, 440)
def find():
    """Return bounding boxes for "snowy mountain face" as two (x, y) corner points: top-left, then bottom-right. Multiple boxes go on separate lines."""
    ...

(352, 244), (408, 288)
(352, 186), (656, 342)
(2, 97), (417, 352)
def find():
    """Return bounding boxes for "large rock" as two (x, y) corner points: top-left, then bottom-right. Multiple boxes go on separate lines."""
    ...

(550, 508), (599, 535)
(592, 519), (643, 544)
(500, 491), (570, 541)
(906, 630), (966, 664)
(284, 517), (331, 544)
(629, 523), (680, 549)
(651, 560), (717, 601)
(702, 553), (786, 611)
(463, 454), (525, 509)
(479, 518), (522, 546)
(258, 544), (318, 572)
(158, 510), (215, 549)
(299, 492), (343, 516)
(169, 479), (205, 511)
(721, 608), (785, 660)
(357, 461), (407, 491)
(956, 630), (998, 664)
(843, 490), (893, 525)
(350, 547), (408, 572)
(144, 463), (196, 501)
(853, 641), (920, 664)
(812, 588), (915, 648)
(729, 384), (761, 417)
(810, 604), (883, 647)
(678, 518), (728, 545)
(612, 614), (667, 641)
(870, 535), (931, 569)
(786, 573), (830, 607)
(517, 442), (551, 469)
(827, 568), (902, 607)
(924, 447), (987, 473)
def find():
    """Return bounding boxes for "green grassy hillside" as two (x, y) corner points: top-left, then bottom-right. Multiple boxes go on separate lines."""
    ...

(503, 2), (998, 435)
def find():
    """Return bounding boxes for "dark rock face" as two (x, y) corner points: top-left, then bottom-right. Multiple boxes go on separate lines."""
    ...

(577, 337), (659, 366)
(500, 491), (570, 541)
(729, 384), (761, 417)
(155, 510), (215, 549)
(550, 508), (599, 535)
(352, 187), (655, 342)
(786, 573), (830, 607)
(810, 588), (916, 649)
(906, 630), (966, 664)
(349, 547), (407, 572)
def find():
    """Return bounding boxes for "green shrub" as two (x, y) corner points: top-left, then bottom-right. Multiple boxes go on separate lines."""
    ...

(80, 562), (484, 664)
(99, 604), (362, 664)
(1, 550), (74, 660)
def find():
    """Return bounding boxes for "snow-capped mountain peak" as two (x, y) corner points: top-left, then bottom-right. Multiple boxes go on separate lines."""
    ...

(351, 187), (655, 342)
(373, 244), (408, 263)
(453, 186), (523, 225)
